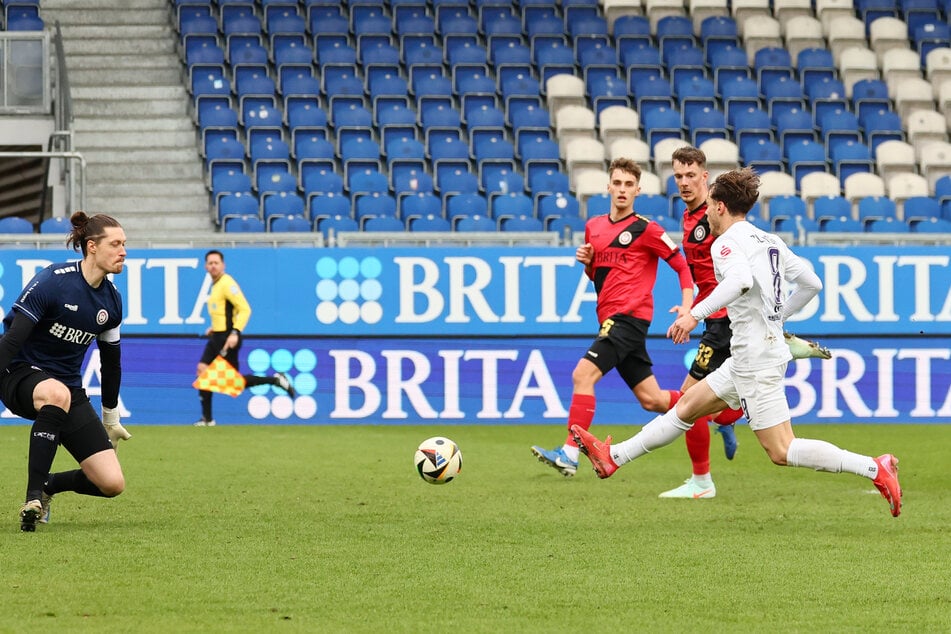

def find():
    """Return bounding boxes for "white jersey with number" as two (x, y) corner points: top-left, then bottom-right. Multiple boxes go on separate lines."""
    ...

(711, 221), (811, 371)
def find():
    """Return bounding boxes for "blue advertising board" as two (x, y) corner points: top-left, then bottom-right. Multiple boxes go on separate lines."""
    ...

(0, 245), (946, 337)
(0, 245), (946, 426)
(0, 334), (944, 426)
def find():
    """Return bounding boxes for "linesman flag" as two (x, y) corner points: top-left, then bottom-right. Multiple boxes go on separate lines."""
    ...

(192, 355), (246, 397)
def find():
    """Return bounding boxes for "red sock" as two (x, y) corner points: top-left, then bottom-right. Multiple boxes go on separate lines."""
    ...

(684, 416), (712, 475)
(564, 393), (596, 447)
(668, 390), (682, 410)
(714, 407), (744, 425)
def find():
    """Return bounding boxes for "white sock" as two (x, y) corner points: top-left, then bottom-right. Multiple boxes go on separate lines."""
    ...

(786, 438), (878, 479)
(693, 473), (713, 485)
(612, 409), (692, 466)
(562, 444), (579, 462)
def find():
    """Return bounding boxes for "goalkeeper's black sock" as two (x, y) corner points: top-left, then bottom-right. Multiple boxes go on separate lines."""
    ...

(25, 405), (67, 502)
(46, 469), (108, 497)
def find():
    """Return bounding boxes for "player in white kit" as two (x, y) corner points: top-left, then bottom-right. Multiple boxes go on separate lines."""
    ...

(571, 168), (903, 518)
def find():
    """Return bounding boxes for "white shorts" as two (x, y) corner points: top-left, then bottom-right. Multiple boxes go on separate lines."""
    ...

(704, 357), (790, 431)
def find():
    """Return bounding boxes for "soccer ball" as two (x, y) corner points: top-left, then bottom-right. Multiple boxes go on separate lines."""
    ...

(414, 436), (462, 484)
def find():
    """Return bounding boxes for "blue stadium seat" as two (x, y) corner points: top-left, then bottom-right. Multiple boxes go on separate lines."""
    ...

(500, 214), (545, 231)
(446, 192), (489, 220)
(850, 78), (892, 120)
(492, 193), (534, 222)
(753, 47), (794, 86)
(622, 42), (663, 88)
(269, 214), (311, 232)
(537, 192), (581, 226)
(766, 195), (808, 230)
(857, 196), (899, 227)
(263, 191), (306, 229)
(401, 191), (443, 220)
(409, 213), (452, 232)
(547, 214), (586, 235)
(797, 48), (837, 87)
(356, 193), (399, 225)
(614, 15), (652, 51)
(902, 196), (943, 224)
(224, 215), (266, 232)
(709, 45), (751, 89)
(454, 214), (496, 231)
(363, 215), (406, 232)
(316, 213), (359, 238)
(786, 139), (828, 188)
(740, 138), (785, 174)
(642, 106), (683, 150)
(815, 197), (855, 225)
(805, 77), (850, 128)
(217, 192), (260, 226)
(730, 105), (773, 147)
(0, 216), (34, 233)
(859, 108), (905, 152)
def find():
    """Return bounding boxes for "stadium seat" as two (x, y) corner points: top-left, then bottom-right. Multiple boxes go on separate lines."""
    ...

(223, 215), (266, 233)
(858, 195), (899, 227)
(843, 172), (886, 203)
(0, 216), (34, 233)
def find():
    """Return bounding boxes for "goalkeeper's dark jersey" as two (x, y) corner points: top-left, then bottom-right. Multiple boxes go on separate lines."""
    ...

(682, 202), (728, 320)
(583, 212), (690, 324)
(3, 261), (122, 387)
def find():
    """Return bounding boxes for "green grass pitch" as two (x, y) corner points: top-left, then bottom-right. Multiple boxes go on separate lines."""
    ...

(0, 424), (948, 632)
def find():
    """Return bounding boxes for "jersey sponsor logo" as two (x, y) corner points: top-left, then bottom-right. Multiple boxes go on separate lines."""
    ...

(720, 246), (731, 256)
(96, 309), (109, 325)
(618, 231), (632, 245)
(64, 303), (78, 311)
(49, 322), (97, 345)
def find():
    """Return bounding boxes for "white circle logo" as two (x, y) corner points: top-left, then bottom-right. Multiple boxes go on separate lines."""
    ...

(619, 231), (632, 245)
(96, 309), (108, 325)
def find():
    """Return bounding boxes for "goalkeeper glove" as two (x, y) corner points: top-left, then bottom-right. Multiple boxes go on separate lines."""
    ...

(102, 406), (132, 448)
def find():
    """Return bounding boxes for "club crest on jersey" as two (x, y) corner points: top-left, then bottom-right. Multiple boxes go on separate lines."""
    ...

(618, 231), (632, 245)
(97, 309), (109, 325)
(720, 246), (732, 256)
(693, 224), (707, 241)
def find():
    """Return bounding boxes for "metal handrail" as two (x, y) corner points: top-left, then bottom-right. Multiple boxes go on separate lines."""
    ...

(0, 151), (85, 212)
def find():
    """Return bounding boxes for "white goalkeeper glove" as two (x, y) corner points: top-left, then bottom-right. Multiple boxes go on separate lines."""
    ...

(102, 406), (131, 448)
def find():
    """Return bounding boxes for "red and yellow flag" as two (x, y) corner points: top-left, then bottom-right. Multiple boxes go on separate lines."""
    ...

(192, 356), (246, 397)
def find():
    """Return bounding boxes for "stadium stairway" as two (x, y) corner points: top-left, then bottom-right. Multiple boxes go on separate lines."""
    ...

(41, 0), (215, 237)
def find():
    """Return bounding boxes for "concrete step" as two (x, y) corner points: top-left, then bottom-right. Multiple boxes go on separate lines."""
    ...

(74, 129), (197, 149)
(70, 67), (183, 86)
(89, 161), (204, 181)
(86, 193), (210, 214)
(72, 116), (195, 133)
(59, 24), (173, 40)
(72, 85), (187, 101)
(44, 8), (170, 26)
(66, 54), (178, 70)
(80, 147), (199, 164)
(43, 0), (165, 10)
(91, 181), (209, 197)
(72, 98), (188, 117)
(94, 209), (217, 232)
(62, 38), (174, 56)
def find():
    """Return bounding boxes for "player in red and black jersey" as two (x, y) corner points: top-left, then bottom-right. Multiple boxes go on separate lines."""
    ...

(531, 158), (694, 477)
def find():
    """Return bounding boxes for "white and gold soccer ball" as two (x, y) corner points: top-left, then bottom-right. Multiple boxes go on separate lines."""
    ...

(414, 436), (462, 484)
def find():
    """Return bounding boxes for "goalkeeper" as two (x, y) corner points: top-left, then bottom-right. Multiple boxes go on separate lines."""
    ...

(0, 212), (132, 532)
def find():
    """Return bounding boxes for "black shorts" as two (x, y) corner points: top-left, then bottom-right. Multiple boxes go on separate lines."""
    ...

(0, 363), (112, 462)
(688, 317), (733, 380)
(200, 331), (242, 370)
(584, 315), (654, 390)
